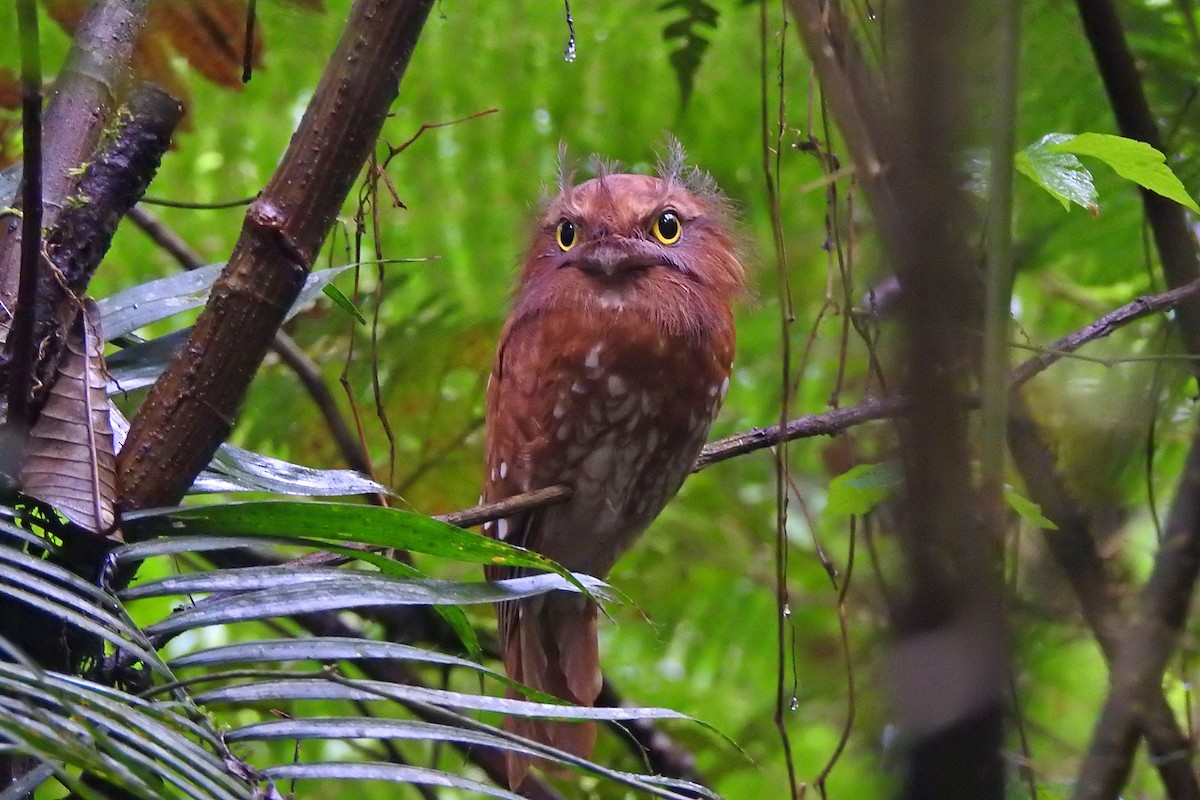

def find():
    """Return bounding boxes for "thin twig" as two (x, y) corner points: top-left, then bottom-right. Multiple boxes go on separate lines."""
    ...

(760, 1), (800, 792)
(138, 194), (258, 210)
(7, 0), (43, 428)
(438, 273), (1200, 531)
(1009, 277), (1200, 388)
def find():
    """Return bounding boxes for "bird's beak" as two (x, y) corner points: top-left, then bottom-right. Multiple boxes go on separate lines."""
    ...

(575, 238), (658, 277)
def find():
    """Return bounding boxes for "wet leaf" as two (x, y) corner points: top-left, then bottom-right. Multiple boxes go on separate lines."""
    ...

(1048, 132), (1200, 213)
(123, 501), (587, 588)
(135, 571), (613, 636)
(1016, 133), (1098, 213)
(194, 442), (387, 496)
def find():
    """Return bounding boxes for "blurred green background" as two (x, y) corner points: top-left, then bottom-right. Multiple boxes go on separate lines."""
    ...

(7, 0), (1200, 796)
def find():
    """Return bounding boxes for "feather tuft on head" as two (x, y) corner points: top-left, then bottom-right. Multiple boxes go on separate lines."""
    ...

(656, 134), (721, 200)
(554, 141), (575, 196)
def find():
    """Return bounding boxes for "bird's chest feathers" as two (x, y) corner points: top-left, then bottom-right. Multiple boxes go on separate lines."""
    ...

(499, 302), (731, 572)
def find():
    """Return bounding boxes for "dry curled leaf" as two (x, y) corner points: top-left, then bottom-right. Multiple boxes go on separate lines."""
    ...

(42, 0), (324, 105)
(21, 300), (118, 535)
(148, 0), (263, 88)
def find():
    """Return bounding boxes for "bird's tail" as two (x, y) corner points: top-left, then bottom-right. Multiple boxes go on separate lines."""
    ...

(501, 592), (601, 789)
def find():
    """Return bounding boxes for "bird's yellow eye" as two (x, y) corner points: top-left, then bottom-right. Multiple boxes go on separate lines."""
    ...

(556, 219), (577, 251)
(652, 210), (682, 245)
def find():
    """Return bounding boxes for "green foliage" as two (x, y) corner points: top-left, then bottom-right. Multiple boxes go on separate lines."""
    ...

(823, 462), (902, 518)
(658, 0), (720, 108)
(1004, 485), (1057, 530)
(1018, 131), (1199, 213)
(7, 0), (1200, 797)
(0, 503), (718, 799)
(1016, 133), (1098, 212)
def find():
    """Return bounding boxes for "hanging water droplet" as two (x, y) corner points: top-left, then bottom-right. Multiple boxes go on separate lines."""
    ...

(790, 697), (799, 711)
(782, 603), (792, 618)
(866, 2), (877, 20)
(562, 0), (577, 63)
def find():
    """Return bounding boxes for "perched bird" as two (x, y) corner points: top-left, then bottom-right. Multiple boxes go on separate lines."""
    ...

(482, 146), (744, 788)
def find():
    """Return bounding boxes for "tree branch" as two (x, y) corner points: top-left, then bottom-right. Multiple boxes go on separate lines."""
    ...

(1074, 430), (1200, 800)
(0, 0), (150, 343)
(15, 85), (183, 413)
(8, 0), (44, 429)
(1008, 395), (1198, 800)
(125, 205), (378, 484)
(1068, 0), (1200, 795)
(1009, 277), (1200, 388)
(442, 258), (1200, 532)
(1074, 0), (1200, 359)
(118, 0), (436, 510)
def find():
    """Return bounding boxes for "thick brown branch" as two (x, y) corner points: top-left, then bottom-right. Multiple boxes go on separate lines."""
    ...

(125, 205), (378, 485)
(856, 4), (1007, 793)
(0, 0), (150, 340)
(118, 0), (436, 510)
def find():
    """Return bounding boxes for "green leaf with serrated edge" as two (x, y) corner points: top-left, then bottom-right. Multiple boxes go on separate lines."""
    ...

(322, 283), (367, 324)
(1047, 132), (1200, 213)
(825, 462), (903, 516)
(1004, 485), (1059, 530)
(122, 501), (591, 597)
(1016, 133), (1098, 212)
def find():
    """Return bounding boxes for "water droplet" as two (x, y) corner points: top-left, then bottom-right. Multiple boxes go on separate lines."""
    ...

(782, 604), (792, 618)
(866, 2), (877, 19)
(789, 697), (799, 711)
(562, 0), (577, 63)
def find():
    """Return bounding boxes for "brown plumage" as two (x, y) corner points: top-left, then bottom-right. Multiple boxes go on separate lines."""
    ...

(482, 150), (743, 788)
